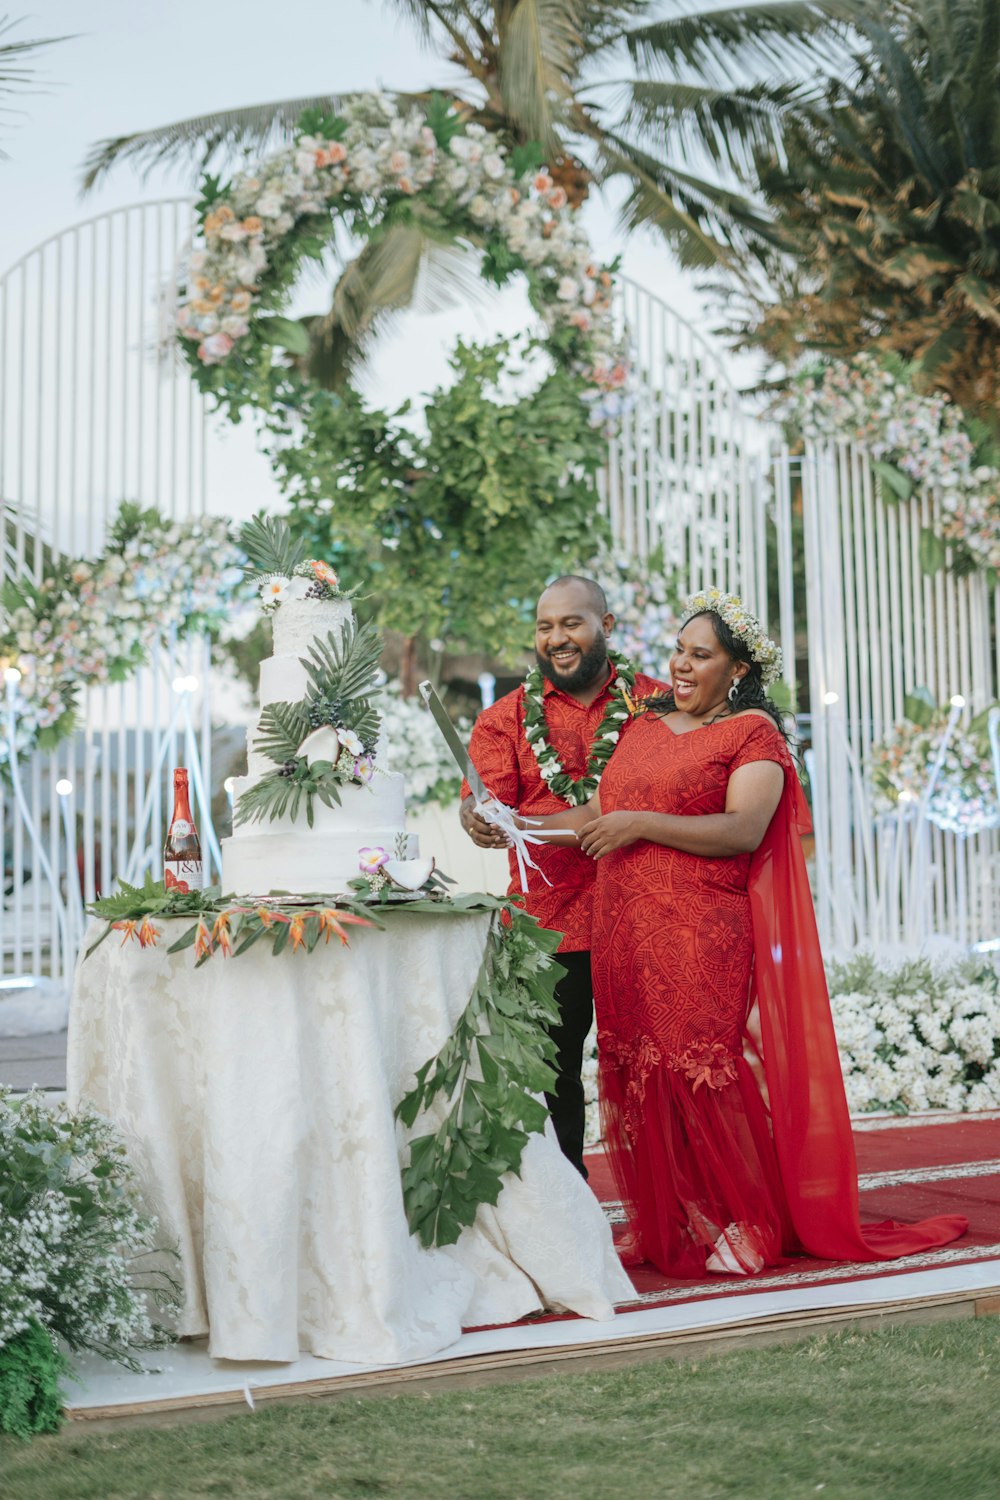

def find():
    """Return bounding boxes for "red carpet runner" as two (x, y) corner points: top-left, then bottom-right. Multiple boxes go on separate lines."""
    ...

(590, 1112), (1000, 1312)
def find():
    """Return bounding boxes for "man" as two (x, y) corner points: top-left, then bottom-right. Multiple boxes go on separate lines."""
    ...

(460, 576), (666, 1176)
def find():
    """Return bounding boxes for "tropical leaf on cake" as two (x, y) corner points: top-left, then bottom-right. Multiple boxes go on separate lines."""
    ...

(252, 699), (312, 765)
(234, 764), (345, 828)
(342, 703), (381, 751)
(238, 512), (308, 580)
(303, 617), (382, 704)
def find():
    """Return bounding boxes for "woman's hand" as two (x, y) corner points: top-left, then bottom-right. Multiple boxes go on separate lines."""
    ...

(578, 811), (644, 860)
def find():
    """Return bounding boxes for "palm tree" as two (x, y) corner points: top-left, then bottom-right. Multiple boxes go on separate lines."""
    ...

(80, 1), (867, 382)
(0, 13), (68, 157)
(723, 1), (1000, 421)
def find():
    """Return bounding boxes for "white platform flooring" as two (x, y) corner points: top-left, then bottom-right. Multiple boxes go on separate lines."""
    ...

(65, 1256), (1000, 1422)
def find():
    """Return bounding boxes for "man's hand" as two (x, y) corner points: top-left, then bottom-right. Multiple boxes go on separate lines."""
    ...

(460, 795), (509, 850)
(578, 811), (643, 860)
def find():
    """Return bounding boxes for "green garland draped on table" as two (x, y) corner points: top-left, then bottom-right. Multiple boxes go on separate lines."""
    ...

(88, 879), (564, 1249)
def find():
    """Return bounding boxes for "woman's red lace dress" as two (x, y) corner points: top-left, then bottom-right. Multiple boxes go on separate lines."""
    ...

(592, 711), (967, 1277)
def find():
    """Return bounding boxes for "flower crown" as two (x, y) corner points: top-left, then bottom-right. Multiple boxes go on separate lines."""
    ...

(680, 589), (783, 688)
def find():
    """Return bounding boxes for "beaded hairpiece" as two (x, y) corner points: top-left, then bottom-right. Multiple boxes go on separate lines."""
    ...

(680, 589), (783, 687)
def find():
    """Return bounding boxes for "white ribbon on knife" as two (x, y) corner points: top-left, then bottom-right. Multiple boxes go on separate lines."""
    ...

(418, 680), (568, 892)
(472, 797), (562, 891)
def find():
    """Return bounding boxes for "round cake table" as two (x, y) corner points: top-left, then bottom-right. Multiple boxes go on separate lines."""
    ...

(68, 909), (630, 1364)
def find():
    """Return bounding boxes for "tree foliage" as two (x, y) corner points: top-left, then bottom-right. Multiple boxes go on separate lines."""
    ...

(267, 336), (608, 659)
(81, 3), (866, 374)
(725, 1), (1000, 422)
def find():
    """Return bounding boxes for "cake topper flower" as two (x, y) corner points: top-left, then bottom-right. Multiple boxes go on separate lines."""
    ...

(259, 575), (290, 607)
(358, 845), (389, 893)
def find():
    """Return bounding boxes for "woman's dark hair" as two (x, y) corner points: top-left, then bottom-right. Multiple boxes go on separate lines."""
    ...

(647, 609), (792, 744)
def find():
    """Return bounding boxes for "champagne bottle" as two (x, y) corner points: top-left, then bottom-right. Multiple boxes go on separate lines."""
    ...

(164, 767), (203, 892)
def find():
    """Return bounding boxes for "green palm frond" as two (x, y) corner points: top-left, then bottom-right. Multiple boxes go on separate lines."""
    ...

(252, 700), (312, 765)
(234, 772), (313, 827)
(0, 16), (72, 156)
(620, 2), (869, 86)
(498, 0), (583, 151)
(343, 704), (382, 748)
(79, 93), (352, 190)
(239, 513), (307, 579)
(303, 618), (383, 704)
(610, 76), (823, 182)
(303, 215), (495, 388)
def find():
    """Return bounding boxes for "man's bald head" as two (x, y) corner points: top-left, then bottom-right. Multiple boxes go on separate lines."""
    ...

(539, 575), (608, 617)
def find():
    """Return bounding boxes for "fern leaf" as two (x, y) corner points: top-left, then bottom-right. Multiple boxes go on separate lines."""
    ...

(239, 512), (308, 579)
(252, 700), (311, 763)
(302, 618), (383, 703)
(351, 705), (381, 748)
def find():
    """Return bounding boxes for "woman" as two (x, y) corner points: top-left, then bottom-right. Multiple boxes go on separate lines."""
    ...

(526, 590), (967, 1277)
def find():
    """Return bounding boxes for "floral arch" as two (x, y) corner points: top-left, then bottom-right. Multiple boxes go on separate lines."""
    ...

(175, 93), (628, 427)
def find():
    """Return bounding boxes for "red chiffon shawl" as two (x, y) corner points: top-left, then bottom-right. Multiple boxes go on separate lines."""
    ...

(748, 766), (967, 1260)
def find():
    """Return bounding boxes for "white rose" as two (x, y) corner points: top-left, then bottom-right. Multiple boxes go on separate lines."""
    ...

(482, 152), (505, 180)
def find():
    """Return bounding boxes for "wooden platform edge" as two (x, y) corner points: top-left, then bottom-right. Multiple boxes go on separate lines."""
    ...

(64, 1281), (1000, 1433)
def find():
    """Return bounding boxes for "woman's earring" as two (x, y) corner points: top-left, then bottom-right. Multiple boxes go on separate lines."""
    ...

(728, 677), (740, 704)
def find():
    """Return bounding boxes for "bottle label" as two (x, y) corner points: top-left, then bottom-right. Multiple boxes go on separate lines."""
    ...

(170, 819), (193, 839)
(165, 860), (203, 894)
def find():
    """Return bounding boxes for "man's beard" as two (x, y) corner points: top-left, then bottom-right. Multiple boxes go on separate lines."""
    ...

(535, 635), (609, 694)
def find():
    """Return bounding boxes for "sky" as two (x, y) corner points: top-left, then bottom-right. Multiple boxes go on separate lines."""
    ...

(0, 1), (726, 521)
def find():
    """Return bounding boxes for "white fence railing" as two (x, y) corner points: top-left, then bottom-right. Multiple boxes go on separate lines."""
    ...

(800, 442), (1000, 950)
(1, 201), (215, 994)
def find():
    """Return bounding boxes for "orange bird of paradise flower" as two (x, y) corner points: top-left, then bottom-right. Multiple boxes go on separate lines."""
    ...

(317, 908), (375, 946)
(137, 917), (160, 949)
(211, 912), (233, 957)
(193, 918), (214, 961)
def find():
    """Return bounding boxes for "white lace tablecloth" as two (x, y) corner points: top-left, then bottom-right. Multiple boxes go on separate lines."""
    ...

(68, 911), (630, 1365)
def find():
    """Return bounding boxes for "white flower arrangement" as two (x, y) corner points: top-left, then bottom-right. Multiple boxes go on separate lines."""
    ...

(1, 504), (246, 760)
(870, 715), (1000, 837)
(175, 94), (629, 428)
(777, 354), (1000, 573)
(0, 1087), (180, 1371)
(828, 952), (1000, 1113)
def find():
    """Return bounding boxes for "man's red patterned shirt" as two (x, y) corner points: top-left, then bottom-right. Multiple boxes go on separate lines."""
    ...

(461, 667), (665, 952)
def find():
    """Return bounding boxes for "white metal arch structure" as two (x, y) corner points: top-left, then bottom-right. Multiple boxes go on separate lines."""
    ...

(605, 278), (791, 654)
(0, 200), (214, 989)
(802, 441), (1000, 950)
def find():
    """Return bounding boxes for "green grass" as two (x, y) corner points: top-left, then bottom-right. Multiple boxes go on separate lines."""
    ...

(3, 1318), (999, 1499)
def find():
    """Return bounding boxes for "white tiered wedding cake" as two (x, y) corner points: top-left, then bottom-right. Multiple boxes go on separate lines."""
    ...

(222, 586), (418, 898)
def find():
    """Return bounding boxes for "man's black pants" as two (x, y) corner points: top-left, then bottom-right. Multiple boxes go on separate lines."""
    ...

(544, 948), (594, 1179)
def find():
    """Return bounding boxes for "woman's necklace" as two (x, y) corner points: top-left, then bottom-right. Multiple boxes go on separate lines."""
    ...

(522, 648), (637, 806)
